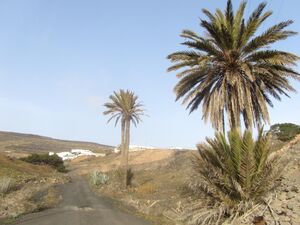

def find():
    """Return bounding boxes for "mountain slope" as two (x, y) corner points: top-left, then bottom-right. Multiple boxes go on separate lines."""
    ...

(0, 131), (114, 154)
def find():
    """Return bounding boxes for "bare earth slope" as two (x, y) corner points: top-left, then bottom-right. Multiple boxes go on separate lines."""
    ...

(70, 149), (177, 175)
(0, 154), (67, 220)
(0, 131), (114, 155)
(69, 138), (300, 225)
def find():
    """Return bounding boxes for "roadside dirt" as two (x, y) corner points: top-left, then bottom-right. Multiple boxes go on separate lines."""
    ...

(70, 139), (300, 225)
(69, 149), (176, 175)
(0, 154), (67, 222)
(8, 174), (151, 225)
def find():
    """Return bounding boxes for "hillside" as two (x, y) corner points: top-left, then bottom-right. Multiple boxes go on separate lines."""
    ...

(74, 135), (300, 225)
(0, 131), (114, 156)
(0, 154), (68, 220)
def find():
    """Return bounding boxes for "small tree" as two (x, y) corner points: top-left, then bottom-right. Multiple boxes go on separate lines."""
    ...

(185, 130), (282, 224)
(103, 89), (145, 188)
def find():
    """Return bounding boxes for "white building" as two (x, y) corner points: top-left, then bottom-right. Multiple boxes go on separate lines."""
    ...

(50, 149), (106, 161)
(113, 145), (155, 153)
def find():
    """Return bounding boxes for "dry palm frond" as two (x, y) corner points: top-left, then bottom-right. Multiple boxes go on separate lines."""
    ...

(167, 0), (300, 131)
(103, 89), (145, 127)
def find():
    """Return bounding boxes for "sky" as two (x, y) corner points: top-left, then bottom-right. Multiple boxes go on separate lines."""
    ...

(0, 0), (299, 148)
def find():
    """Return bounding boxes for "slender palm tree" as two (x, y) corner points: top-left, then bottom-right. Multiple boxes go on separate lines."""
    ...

(167, 0), (299, 132)
(103, 89), (145, 187)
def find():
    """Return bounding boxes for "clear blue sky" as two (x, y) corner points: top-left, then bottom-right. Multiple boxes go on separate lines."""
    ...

(0, 0), (299, 148)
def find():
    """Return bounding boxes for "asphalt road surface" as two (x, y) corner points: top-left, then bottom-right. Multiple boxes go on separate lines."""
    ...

(12, 176), (151, 225)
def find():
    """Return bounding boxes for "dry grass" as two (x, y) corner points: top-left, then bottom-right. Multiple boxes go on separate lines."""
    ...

(78, 150), (194, 225)
(136, 183), (158, 195)
(0, 177), (17, 195)
(70, 149), (177, 176)
(0, 154), (53, 180)
(0, 131), (113, 156)
(0, 154), (67, 219)
(80, 137), (300, 225)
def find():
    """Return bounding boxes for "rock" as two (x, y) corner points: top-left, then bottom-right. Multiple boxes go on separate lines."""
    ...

(275, 208), (286, 215)
(286, 210), (294, 217)
(278, 193), (286, 200)
(290, 186), (299, 193)
(273, 202), (285, 215)
(287, 203), (294, 211)
(286, 192), (295, 200)
(281, 217), (291, 224)
(252, 216), (267, 225)
(280, 222), (291, 225)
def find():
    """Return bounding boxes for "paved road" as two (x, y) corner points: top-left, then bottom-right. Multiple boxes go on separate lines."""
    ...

(12, 176), (151, 225)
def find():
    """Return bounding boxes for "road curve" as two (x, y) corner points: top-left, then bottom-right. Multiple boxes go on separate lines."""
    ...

(12, 176), (151, 225)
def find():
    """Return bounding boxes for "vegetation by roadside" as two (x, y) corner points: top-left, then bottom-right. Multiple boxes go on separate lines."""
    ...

(21, 153), (67, 172)
(85, 136), (300, 225)
(103, 89), (145, 188)
(0, 177), (17, 196)
(84, 150), (194, 225)
(184, 130), (283, 224)
(0, 154), (68, 221)
(269, 123), (300, 142)
(165, 0), (300, 223)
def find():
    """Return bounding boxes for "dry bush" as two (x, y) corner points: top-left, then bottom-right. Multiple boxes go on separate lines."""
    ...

(109, 167), (134, 187)
(0, 177), (17, 195)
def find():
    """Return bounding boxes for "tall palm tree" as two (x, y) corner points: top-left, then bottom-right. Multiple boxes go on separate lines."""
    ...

(167, 0), (299, 132)
(103, 89), (145, 187)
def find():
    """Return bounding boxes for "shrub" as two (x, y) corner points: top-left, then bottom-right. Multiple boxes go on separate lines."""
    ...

(21, 153), (66, 172)
(126, 168), (134, 186)
(0, 177), (17, 195)
(112, 168), (124, 182)
(269, 123), (300, 142)
(90, 170), (109, 186)
(110, 168), (134, 187)
(185, 130), (282, 224)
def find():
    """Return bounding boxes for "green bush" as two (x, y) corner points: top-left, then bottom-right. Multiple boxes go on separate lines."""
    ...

(90, 170), (109, 186)
(185, 130), (282, 224)
(269, 123), (300, 142)
(21, 153), (66, 172)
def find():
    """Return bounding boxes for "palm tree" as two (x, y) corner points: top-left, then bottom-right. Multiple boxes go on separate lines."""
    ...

(103, 89), (145, 187)
(167, 0), (299, 132)
(185, 130), (282, 224)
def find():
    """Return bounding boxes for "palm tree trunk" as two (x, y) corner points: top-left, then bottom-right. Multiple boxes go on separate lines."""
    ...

(229, 105), (241, 134)
(124, 119), (131, 188)
(121, 118), (126, 166)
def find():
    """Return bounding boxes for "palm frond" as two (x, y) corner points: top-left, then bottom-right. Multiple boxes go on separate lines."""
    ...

(103, 89), (145, 127)
(186, 130), (282, 224)
(167, 0), (299, 131)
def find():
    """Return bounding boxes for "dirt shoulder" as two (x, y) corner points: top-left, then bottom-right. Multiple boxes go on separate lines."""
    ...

(8, 174), (150, 225)
(0, 154), (68, 223)
(70, 150), (195, 225)
(70, 141), (300, 225)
